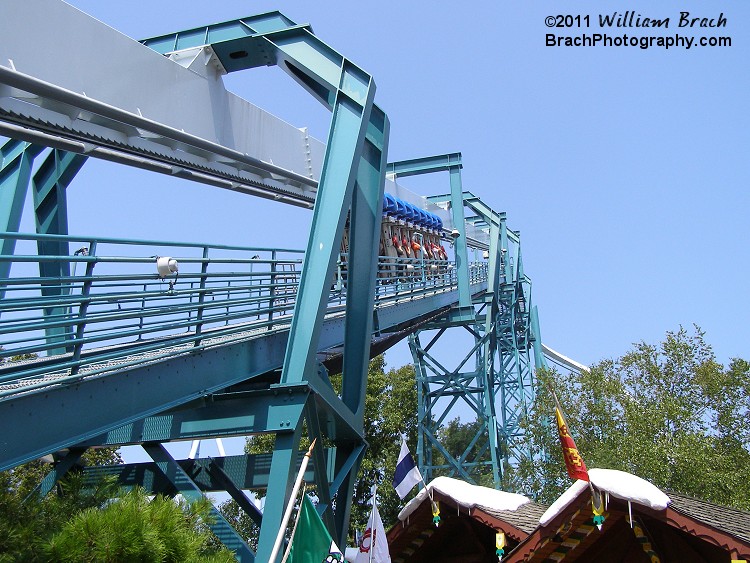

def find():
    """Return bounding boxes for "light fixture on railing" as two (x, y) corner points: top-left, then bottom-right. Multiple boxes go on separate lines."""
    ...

(450, 228), (460, 239)
(156, 256), (179, 279)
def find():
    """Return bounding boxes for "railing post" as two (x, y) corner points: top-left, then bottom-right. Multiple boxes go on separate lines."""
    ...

(194, 246), (209, 346)
(69, 241), (96, 375)
(267, 250), (276, 330)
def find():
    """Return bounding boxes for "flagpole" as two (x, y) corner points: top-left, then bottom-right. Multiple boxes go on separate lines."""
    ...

(412, 466), (438, 515)
(280, 483), (306, 563)
(369, 485), (377, 563)
(269, 438), (317, 563)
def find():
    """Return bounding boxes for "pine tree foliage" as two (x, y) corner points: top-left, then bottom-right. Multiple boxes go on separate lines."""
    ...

(515, 326), (750, 510)
(0, 449), (122, 562)
(46, 487), (235, 562)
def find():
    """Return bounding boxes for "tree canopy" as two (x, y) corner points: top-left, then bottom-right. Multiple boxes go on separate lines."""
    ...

(0, 449), (123, 562)
(515, 326), (750, 510)
(46, 487), (235, 563)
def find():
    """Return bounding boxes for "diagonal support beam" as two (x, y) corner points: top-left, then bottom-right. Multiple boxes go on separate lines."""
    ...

(206, 458), (264, 527)
(24, 446), (86, 502)
(0, 140), (44, 300)
(143, 442), (254, 562)
(82, 452), (326, 493)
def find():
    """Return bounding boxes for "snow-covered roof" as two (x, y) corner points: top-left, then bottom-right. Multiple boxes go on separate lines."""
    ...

(398, 476), (531, 522)
(539, 468), (671, 526)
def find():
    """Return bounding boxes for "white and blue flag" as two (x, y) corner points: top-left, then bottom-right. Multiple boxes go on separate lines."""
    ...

(392, 436), (423, 499)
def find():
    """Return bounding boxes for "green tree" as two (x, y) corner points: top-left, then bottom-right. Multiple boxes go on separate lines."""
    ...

(46, 487), (235, 563)
(516, 326), (750, 509)
(345, 357), (418, 532)
(0, 449), (123, 562)
(432, 417), (494, 487)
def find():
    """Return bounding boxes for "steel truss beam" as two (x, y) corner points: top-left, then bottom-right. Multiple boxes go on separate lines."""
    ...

(0, 277), (478, 472)
(392, 155), (501, 486)
(32, 149), (87, 354)
(82, 453), (320, 494)
(0, 8), (388, 559)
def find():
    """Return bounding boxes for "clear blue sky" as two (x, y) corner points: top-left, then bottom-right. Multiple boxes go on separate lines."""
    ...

(37, 0), (749, 374)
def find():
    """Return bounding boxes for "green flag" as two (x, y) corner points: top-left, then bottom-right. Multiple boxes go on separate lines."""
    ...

(288, 495), (343, 563)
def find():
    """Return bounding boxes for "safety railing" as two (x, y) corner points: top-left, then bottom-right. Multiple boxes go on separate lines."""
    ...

(0, 232), (487, 394)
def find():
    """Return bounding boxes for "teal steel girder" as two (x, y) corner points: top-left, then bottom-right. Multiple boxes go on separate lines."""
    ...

(143, 443), (254, 561)
(0, 327), (285, 472)
(386, 153), (462, 178)
(0, 271), (474, 474)
(82, 451), (332, 494)
(145, 16), (389, 559)
(387, 154), (473, 319)
(409, 187), (542, 487)
(142, 12), (378, 117)
(25, 447), (86, 502)
(0, 140), (44, 298)
(80, 388), (311, 447)
(32, 149), (88, 355)
(207, 459), (264, 528)
(409, 327), (502, 485)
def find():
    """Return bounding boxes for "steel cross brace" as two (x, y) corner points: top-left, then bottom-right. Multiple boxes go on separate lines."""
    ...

(23, 446), (86, 502)
(409, 326), (502, 485)
(408, 186), (541, 486)
(143, 442), (254, 562)
(464, 196), (506, 486)
(82, 451), (328, 493)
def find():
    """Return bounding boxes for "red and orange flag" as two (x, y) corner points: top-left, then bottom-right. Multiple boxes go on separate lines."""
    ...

(554, 403), (589, 482)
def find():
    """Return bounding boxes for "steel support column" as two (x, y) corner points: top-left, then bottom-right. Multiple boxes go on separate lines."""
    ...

(32, 149), (87, 355)
(0, 140), (44, 299)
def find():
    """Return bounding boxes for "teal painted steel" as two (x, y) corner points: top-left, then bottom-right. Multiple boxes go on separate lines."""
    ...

(387, 156), (520, 485)
(143, 443), (254, 561)
(0, 140), (43, 298)
(407, 185), (539, 487)
(144, 18), (391, 553)
(25, 447), (85, 501)
(207, 460), (264, 526)
(261, 65), (377, 560)
(0, 8), (557, 560)
(448, 167), (473, 317)
(32, 149), (87, 355)
(81, 389), (311, 446)
(83, 451), (328, 493)
(332, 107), (389, 541)
(386, 153), (462, 178)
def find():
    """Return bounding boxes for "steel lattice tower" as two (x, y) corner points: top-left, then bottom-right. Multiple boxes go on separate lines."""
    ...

(400, 170), (545, 488)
